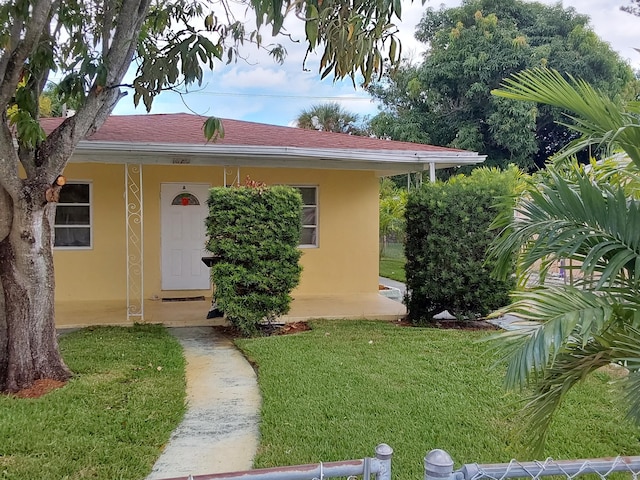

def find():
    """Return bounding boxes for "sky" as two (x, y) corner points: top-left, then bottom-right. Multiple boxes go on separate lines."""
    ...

(112, 0), (640, 126)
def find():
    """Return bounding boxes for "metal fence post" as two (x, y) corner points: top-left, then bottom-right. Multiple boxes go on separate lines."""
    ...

(375, 443), (393, 480)
(425, 449), (456, 480)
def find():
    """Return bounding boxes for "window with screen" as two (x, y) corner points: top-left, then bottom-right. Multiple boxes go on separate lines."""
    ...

(54, 182), (92, 248)
(294, 186), (318, 247)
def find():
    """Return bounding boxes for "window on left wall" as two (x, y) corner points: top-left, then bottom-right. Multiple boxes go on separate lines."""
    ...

(54, 182), (92, 248)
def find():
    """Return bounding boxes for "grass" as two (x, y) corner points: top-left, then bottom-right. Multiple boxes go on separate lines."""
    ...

(379, 257), (406, 283)
(0, 324), (186, 480)
(237, 320), (640, 479)
(379, 242), (406, 283)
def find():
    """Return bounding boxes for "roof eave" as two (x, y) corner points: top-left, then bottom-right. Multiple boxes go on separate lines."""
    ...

(71, 141), (486, 172)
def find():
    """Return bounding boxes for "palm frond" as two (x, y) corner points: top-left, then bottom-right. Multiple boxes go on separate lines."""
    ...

(492, 68), (640, 167)
(585, 155), (640, 199)
(520, 335), (615, 456)
(597, 324), (640, 424)
(488, 164), (640, 289)
(624, 370), (640, 424)
(520, 323), (640, 456)
(493, 286), (615, 390)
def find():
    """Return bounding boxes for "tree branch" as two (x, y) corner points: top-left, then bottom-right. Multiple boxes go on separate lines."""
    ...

(34, 3), (59, 100)
(0, 0), (53, 109)
(18, 144), (37, 178)
(0, 185), (12, 243)
(38, 0), (151, 180)
(0, 19), (25, 97)
(32, 87), (115, 182)
(0, 119), (22, 198)
(102, 0), (115, 59)
(103, 0), (152, 83)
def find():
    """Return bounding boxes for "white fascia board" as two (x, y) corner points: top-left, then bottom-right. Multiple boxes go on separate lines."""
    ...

(72, 141), (486, 171)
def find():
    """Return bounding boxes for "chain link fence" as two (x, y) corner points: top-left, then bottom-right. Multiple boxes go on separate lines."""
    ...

(425, 449), (640, 480)
(159, 445), (640, 480)
(160, 444), (393, 480)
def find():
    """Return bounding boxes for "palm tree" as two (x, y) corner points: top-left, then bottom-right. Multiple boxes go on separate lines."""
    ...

(379, 178), (407, 256)
(488, 68), (640, 454)
(295, 102), (360, 134)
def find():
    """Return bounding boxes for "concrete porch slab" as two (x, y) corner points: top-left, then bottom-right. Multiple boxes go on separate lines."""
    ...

(283, 293), (406, 321)
(55, 293), (406, 328)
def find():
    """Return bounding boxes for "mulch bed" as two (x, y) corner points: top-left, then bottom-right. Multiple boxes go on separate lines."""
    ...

(10, 378), (67, 399)
(391, 318), (499, 331)
(427, 319), (500, 331)
(276, 322), (312, 335)
(213, 321), (312, 338)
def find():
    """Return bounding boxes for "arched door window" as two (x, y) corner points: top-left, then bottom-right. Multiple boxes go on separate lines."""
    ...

(171, 192), (200, 206)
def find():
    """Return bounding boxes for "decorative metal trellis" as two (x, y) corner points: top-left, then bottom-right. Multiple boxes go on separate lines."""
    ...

(224, 166), (241, 187)
(125, 163), (144, 322)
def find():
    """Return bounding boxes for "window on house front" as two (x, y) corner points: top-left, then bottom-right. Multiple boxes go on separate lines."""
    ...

(294, 186), (318, 248)
(171, 192), (200, 205)
(54, 182), (92, 248)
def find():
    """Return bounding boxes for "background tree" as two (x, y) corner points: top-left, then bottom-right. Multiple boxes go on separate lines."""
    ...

(368, 0), (638, 171)
(622, 0), (640, 15)
(379, 177), (406, 256)
(295, 102), (362, 134)
(488, 68), (640, 454)
(7, 82), (57, 117)
(0, 0), (406, 393)
(39, 84), (83, 117)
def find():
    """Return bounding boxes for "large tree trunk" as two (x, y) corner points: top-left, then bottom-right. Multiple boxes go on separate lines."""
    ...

(0, 280), (6, 388)
(0, 0), (153, 394)
(0, 186), (9, 385)
(0, 184), (70, 392)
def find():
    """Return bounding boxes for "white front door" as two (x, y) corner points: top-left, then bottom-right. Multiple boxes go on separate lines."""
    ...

(161, 183), (211, 290)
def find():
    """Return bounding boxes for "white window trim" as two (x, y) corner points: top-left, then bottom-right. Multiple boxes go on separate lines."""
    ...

(292, 185), (318, 249)
(54, 180), (93, 250)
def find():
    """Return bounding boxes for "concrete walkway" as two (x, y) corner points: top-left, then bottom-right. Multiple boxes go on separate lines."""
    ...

(146, 327), (261, 480)
(486, 313), (541, 331)
(379, 276), (406, 298)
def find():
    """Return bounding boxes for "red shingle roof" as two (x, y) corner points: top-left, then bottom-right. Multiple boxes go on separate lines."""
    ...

(40, 113), (462, 153)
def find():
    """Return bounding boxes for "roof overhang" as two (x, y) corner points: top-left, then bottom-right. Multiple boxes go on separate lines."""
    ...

(71, 141), (486, 176)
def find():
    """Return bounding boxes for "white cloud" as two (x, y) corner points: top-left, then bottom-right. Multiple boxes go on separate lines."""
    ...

(218, 66), (289, 89)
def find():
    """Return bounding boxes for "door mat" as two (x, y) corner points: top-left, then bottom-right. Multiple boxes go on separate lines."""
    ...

(161, 296), (206, 302)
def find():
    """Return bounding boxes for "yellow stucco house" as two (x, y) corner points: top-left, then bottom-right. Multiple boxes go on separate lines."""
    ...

(42, 113), (485, 328)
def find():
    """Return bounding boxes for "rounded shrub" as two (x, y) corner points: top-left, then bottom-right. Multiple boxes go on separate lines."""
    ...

(206, 183), (303, 335)
(405, 167), (519, 323)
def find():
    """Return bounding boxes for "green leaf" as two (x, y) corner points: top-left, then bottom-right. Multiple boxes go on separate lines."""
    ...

(393, 0), (402, 18)
(203, 117), (225, 142)
(8, 110), (46, 148)
(204, 14), (215, 31)
(305, 5), (319, 48)
(389, 37), (397, 63)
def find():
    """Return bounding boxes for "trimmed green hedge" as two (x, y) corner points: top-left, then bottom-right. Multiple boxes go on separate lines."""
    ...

(405, 167), (518, 322)
(206, 184), (303, 335)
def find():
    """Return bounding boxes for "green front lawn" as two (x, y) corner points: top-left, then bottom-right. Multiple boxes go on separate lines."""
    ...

(379, 257), (406, 283)
(237, 320), (640, 479)
(0, 325), (186, 480)
(380, 242), (406, 282)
